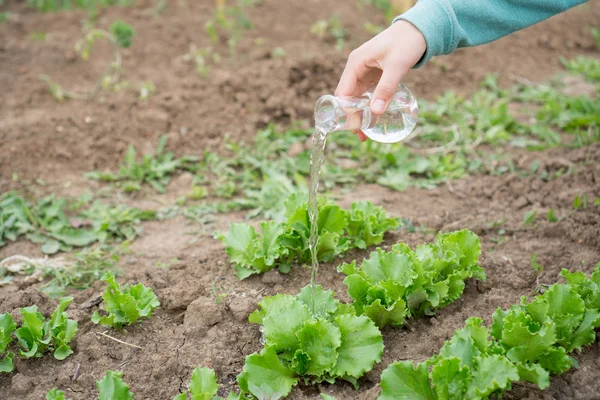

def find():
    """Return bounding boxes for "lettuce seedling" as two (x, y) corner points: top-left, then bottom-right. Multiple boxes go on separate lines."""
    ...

(216, 196), (398, 279)
(238, 285), (384, 399)
(46, 388), (70, 400)
(379, 263), (600, 400)
(15, 297), (77, 361)
(91, 272), (160, 329)
(174, 366), (251, 400)
(339, 229), (485, 328)
(97, 371), (134, 400)
(0, 313), (17, 373)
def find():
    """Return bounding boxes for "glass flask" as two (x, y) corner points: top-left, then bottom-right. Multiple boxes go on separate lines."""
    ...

(314, 83), (418, 143)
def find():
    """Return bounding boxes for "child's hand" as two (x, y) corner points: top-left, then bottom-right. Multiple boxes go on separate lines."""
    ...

(335, 20), (426, 141)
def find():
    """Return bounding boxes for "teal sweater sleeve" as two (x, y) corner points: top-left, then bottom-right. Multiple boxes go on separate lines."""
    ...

(394, 0), (588, 67)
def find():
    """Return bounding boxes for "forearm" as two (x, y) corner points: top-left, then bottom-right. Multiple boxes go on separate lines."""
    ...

(394, 0), (588, 67)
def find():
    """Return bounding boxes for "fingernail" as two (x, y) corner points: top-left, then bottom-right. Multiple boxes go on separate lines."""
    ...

(371, 99), (386, 114)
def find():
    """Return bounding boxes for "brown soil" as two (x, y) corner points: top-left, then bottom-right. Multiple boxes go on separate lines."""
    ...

(1, 0), (600, 399)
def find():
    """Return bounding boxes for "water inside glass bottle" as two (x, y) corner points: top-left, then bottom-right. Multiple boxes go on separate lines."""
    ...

(314, 83), (418, 144)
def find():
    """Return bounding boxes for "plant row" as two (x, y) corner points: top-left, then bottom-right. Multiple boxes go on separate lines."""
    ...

(0, 191), (156, 254)
(1, 272), (159, 374)
(1, 297), (77, 373)
(216, 195), (399, 279)
(378, 263), (600, 399)
(233, 230), (485, 399)
(339, 229), (485, 328)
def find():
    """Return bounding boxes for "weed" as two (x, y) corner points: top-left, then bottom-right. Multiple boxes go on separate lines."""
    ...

(205, 0), (256, 61)
(86, 135), (200, 193)
(547, 208), (559, 222)
(0, 192), (154, 253)
(530, 252), (544, 274)
(40, 20), (135, 101)
(311, 14), (347, 51)
(211, 281), (229, 304)
(42, 245), (127, 297)
(181, 44), (221, 78)
(522, 209), (537, 225)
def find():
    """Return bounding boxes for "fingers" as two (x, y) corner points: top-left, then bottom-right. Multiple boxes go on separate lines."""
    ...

(370, 62), (407, 115)
(335, 50), (368, 97)
(352, 130), (368, 142)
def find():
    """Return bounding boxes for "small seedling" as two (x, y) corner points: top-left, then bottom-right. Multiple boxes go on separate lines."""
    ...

(546, 208), (559, 222)
(46, 388), (69, 400)
(97, 371), (134, 400)
(210, 281), (229, 304)
(182, 44), (221, 78)
(522, 209), (537, 225)
(14, 297), (77, 362)
(91, 272), (160, 329)
(310, 15), (347, 51)
(205, 0), (255, 61)
(530, 252), (544, 275)
(40, 20), (135, 101)
(86, 136), (199, 193)
(573, 194), (587, 210)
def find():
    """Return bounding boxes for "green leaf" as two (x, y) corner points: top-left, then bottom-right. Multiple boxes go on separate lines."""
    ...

(379, 361), (435, 400)
(573, 195), (582, 209)
(362, 298), (407, 328)
(97, 370), (134, 400)
(538, 347), (573, 374)
(522, 209), (537, 225)
(46, 388), (69, 400)
(542, 284), (586, 347)
(296, 284), (339, 318)
(516, 362), (550, 389)
(501, 310), (556, 363)
(530, 253), (544, 274)
(109, 21), (135, 48)
(567, 308), (600, 352)
(546, 208), (558, 222)
(430, 357), (470, 400)
(54, 345), (74, 361)
(0, 352), (14, 373)
(49, 229), (97, 247)
(92, 272), (159, 329)
(0, 313), (16, 353)
(188, 367), (219, 400)
(296, 319), (341, 376)
(237, 347), (298, 400)
(466, 355), (519, 399)
(42, 239), (61, 254)
(331, 314), (383, 379)
(252, 294), (310, 355)
(320, 395), (336, 400)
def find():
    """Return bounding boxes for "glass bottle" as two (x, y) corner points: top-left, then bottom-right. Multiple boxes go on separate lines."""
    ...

(314, 83), (418, 143)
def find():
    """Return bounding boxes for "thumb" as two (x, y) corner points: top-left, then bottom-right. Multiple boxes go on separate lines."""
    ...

(370, 65), (406, 115)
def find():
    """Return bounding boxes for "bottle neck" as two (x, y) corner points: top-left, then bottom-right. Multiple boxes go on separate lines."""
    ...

(314, 95), (372, 133)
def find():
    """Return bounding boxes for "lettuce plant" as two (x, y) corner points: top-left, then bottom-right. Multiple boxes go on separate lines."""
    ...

(16, 297), (77, 361)
(339, 229), (485, 328)
(91, 272), (160, 329)
(216, 196), (399, 279)
(237, 285), (384, 398)
(0, 313), (16, 372)
(379, 263), (600, 400)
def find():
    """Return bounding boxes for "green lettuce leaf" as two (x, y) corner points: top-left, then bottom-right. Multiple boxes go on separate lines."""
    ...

(379, 361), (435, 400)
(97, 370), (134, 400)
(237, 347), (298, 400)
(92, 272), (160, 329)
